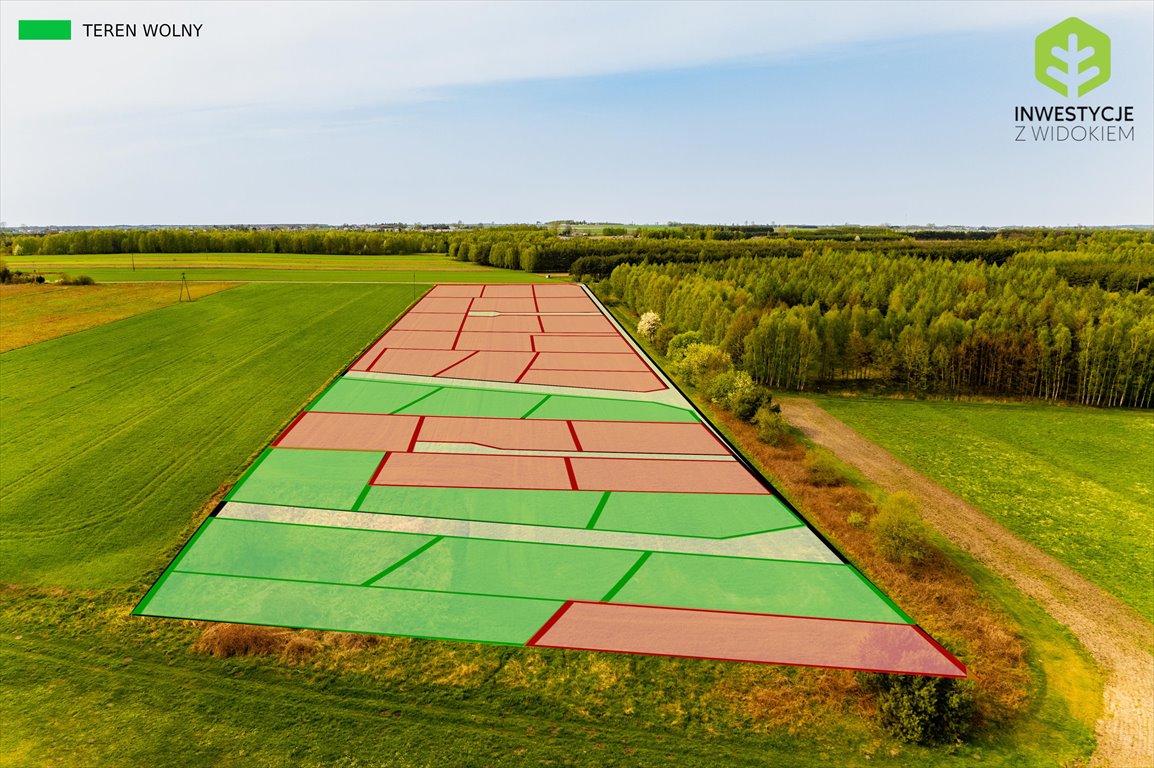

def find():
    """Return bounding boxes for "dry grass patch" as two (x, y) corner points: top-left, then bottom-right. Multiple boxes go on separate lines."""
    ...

(0, 281), (236, 352)
(704, 402), (1030, 726)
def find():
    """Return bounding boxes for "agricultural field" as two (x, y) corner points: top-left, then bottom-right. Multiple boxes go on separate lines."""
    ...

(0, 282), (236, 352)
(0, 279), (1101, 766)
(3, 253), (554, 284)
(0, 283), (420, 587)
(814, 397), (1154, 621)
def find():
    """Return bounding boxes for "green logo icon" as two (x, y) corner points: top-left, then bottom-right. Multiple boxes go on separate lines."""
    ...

(1035, 18), (1110, 98)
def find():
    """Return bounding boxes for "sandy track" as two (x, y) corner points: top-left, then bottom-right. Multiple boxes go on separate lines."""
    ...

(778, 398), (1153, 768)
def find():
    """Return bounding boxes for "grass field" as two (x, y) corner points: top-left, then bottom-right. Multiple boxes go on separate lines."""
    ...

(3, 253), (556, 284)
(34, 267), (549, 283)
(0, 287), (1102, 766)
(0, 282), (236, 352)
(5, 252), (490, 270)
(0, 284), (418, 588)
(814, 397), (1154, 621)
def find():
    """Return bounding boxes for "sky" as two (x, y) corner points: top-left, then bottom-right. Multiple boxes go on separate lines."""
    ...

(1, 0), (1151, 227)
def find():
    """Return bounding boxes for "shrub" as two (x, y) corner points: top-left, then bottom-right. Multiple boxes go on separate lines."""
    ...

(805, 453), (846, 487)
(753, 405), (790, 446)
(709, 370), (772, 421)
(861, 673), (977, 744)
(669, 343), (732, 388)
(653, 324), (677, 353)
(59, 274), (96, 286)
(847, 511), (867, 528)
(666, 330), (703, 360)
(637, 311), (662, 341)
(872, 492), (933, 564)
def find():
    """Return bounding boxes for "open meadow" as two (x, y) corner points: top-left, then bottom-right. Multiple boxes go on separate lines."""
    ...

(0, 278), (1104, 766)
(2, 253), (552, 284)
(814, 397), (1154, 622)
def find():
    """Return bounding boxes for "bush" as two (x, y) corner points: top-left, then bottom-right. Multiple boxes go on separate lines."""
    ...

(653, 324), (677, 353)
(805, 453), (846, 487)
(708, 370), (772, 421)
(669, 343), (732, 388)
(872, 492), (933, 565)
(666, 330), (703, 360)
(59, 274), (96, 286)
(637, 311), (661, 341)
(753, 405), (790, 445)
(861, 674), (977, 744)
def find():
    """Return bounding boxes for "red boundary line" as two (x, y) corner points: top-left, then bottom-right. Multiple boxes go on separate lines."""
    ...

(912, 624), (969, 675)
(563, 457), (579, 490)
(513, 352), (541, 383)
(368, 452), (393, 485)
(271, 411), (308, 447)
(363, 342), (392, 373)
(431, 350), (478, 376)
(525, 600), (575, 646)
(524, 600), (967, 677)
(524, 639), (966, 679)
(406, 416), (425, 453)
(566, 421), (584, 451)
(449, 298), (475, 350)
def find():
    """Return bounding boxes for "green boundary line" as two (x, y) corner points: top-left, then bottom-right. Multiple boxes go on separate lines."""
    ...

(519, 395), (550, 418)
(389, 386), (444, 414)
(304, 378), (343, 412)
(851, 563), (914, 623)
(132, 520), (215, 614)
(361, 536), (443, 585)
(222, 448), (274, 502)
(350, 484), (375, 512)
(585, 492), (611, 529)
(168, 566), (560, 604)
(600, 551), (651, 601)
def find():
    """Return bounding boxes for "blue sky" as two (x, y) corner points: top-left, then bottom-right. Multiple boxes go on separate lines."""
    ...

(1, 1), (1150, 226)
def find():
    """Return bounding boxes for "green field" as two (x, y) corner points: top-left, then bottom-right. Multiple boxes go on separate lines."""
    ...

(5, 252), (489, 270)
(815, 397), (1154, 621)
(0, 285), (1103, 766)
(0, 283), (418, 587)
(3, 252), (557, 284)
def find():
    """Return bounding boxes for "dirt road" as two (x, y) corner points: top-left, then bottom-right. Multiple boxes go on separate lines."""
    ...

(779, 398), (1153, 768)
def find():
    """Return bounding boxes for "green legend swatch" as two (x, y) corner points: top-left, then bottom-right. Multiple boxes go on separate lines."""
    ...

(19, 20), (72, 40)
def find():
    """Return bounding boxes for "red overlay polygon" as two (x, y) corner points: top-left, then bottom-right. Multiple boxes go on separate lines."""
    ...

(528, 602), (967, 678)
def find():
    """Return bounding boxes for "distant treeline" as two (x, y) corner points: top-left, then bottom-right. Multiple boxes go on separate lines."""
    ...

(601, 238), (1154, 408)
(6, 229), (452, 256)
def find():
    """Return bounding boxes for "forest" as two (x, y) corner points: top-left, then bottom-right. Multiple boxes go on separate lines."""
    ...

(597, 235), (1153, 407)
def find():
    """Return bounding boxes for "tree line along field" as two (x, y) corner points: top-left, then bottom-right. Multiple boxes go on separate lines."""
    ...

(0, 278), (1101, 766)
(813, 397), (1154, 622)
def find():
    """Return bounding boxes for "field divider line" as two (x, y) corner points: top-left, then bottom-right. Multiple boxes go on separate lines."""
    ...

(520, 395), (550, 418)
(218, 503), (841, 562)
(600, 552), (652, 602)
(586, 492), (611, 529)
(362, 536), (443, 586)
(166, 568), (562, 604)
(388, 386), (443, 415)
(566, 421), (584, 451)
